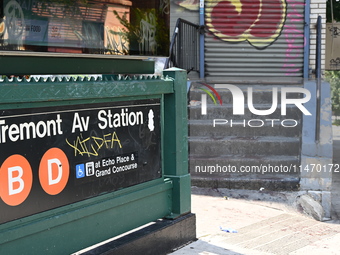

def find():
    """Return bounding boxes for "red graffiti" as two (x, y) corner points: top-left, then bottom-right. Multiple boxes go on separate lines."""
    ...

(206, 0), (287, 48)
(210, 0), (261, 37)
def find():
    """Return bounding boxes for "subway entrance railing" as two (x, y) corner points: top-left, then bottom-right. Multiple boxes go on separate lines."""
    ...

(0, 1), (193, 252)
(164, 18), (203, 75)
(0, 54), (192, 254)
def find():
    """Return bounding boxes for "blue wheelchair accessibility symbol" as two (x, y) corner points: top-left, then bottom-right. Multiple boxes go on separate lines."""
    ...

(76, 164), (85, 178)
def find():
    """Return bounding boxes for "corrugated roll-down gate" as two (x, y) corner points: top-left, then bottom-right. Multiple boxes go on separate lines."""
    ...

(204, 0), (305, 83)
(0, 66), (191, 255)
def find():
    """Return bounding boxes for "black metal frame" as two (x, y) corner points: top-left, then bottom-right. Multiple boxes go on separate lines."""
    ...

(315, 15), (322, 142)
(164, 18), (203, 74)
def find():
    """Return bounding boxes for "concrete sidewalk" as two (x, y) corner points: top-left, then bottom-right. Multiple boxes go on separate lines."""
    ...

(332, 125), (340, 220)
(170, 187), (340, 255)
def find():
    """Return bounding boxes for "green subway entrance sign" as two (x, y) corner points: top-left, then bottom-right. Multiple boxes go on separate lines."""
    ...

(0, 98), (161, 224)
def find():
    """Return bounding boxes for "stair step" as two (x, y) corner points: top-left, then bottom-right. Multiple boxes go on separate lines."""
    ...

(190, 83), (304, 90)
(189, 104), (302, 121)
(187, 82), (304, 191)
(190, 155), (299, 174)
(189, 85), (303, 105)
(189, 120), (300, 137)
(189, 136), (300, 156)
(191, 176), (300, 191)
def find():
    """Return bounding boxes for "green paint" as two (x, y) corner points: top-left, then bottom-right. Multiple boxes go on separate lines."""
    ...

(163, 68), (191, 217)
(0, 68), (191, 253)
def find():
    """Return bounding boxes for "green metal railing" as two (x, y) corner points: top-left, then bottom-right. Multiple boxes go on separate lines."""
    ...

(0, 60), (190, 254)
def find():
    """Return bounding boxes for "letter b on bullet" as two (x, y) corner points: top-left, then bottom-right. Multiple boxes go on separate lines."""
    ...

(0, 155), (33, 206)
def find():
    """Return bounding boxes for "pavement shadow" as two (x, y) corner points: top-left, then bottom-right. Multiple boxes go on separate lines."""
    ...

(332, 126), (340, 220)
(171, 239), (244, 255)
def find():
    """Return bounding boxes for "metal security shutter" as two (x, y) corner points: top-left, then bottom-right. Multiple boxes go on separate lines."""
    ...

(204, 0), (305, 83)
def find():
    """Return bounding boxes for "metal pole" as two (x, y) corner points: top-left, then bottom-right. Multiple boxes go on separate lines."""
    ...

(303, 0), (310, 79)
(199, 0), (205, 79)
(315, 16), (322, 142)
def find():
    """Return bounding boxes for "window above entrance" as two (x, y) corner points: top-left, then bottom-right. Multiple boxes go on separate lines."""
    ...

(0, 0), (169, 56)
